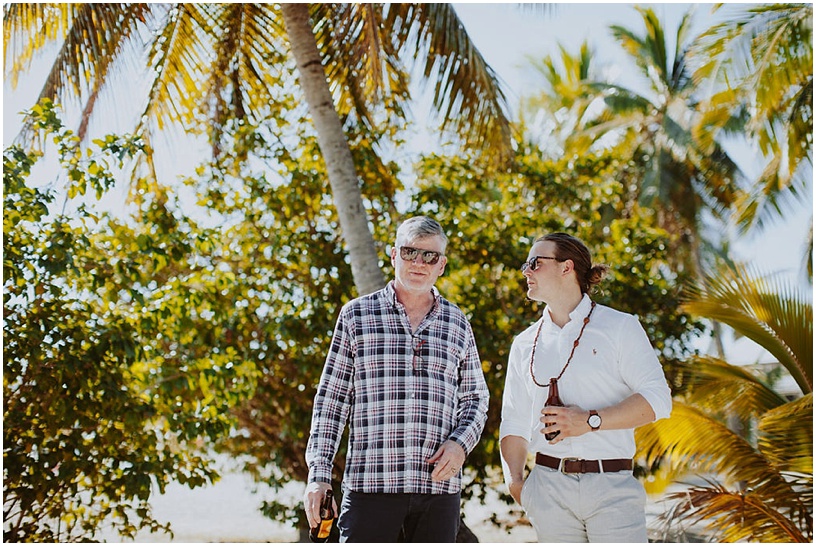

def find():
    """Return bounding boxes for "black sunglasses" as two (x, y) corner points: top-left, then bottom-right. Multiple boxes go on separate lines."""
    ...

(399, 246), (443, 265)
(520, 255), (558, 273)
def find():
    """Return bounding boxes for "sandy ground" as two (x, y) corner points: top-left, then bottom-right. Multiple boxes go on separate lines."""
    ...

(93, 465), (537, 543)
(93, 462), (686, 543)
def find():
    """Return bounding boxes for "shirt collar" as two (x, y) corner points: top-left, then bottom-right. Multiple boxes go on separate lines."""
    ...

(385, 280), (440, 311)
(570, 293), (594, 321)
(541, 293), (594, 328)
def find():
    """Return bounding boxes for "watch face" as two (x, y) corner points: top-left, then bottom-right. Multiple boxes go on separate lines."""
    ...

(588, 414), (601, 428)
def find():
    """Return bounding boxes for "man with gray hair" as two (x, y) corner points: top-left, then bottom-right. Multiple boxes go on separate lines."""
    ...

(304, 216), (489, 542)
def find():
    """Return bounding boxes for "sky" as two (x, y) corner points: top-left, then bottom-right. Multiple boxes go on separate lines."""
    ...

(3, 2), (812, 361)
(456, 2), (811, 281)
(455, 3), (697, 106)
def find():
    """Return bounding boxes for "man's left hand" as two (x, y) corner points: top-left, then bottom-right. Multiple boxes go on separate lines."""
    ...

(539, 405), (590, 442)
(428, 440), (466, 481)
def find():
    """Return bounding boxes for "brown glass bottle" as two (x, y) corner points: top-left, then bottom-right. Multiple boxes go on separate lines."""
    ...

(309, 489), (334, 543)
(543, 378), (564, 440)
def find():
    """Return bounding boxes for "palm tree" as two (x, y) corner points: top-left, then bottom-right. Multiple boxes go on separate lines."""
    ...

(691, 4), (812, 237)
(637, 262), (813, 542)
(3, 3), (513, 296)
(558, 7), (743, 277)
(520, 40), (596, 154)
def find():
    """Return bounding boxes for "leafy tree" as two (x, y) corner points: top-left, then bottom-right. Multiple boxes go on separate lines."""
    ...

(177, 109), (402, 539)
(3, 101), (259, 541)
(3, 2), (512, 298)
(637, 263), (812, 542)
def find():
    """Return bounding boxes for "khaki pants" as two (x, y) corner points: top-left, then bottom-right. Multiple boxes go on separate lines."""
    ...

(520, 464), (648, 543)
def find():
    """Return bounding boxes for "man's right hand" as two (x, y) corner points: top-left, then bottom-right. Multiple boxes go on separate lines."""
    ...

(303, 481), (335, 529)
(508, 477), (525, 505)
(500, 435), (530, 506)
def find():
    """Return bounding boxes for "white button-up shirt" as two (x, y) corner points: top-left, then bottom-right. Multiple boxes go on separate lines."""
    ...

(500, 295), (672, 460)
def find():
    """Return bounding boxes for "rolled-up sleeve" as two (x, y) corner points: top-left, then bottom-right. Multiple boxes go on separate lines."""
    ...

(499, 336), (534, 442)
(620, 314), (672, 421)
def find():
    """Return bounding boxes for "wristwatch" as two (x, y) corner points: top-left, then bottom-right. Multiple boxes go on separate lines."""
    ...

(587, 410), (602, 431)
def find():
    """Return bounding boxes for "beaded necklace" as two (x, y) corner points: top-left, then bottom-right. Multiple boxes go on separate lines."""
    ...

(529, 301), (596, 387)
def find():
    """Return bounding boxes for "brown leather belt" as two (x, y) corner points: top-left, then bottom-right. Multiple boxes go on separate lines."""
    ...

(536, 453), (633, 474)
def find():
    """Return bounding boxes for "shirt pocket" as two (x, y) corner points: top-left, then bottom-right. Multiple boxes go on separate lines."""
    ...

(421, 339), (460, 384)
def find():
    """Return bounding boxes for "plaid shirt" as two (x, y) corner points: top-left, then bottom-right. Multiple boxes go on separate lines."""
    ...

(306, 281), (489, 494)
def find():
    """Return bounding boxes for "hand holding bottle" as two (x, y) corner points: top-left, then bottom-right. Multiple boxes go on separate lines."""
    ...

(308, 488), (335, 542)
(303, 482), (336, 536)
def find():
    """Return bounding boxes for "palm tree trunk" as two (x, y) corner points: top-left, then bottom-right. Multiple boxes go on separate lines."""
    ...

(281, 7), (478, 541)
(281, 2), (386, 296)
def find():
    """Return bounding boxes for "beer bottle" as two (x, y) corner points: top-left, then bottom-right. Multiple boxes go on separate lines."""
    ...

(543, 378), (564, 441)
(309, 489), (334, 543)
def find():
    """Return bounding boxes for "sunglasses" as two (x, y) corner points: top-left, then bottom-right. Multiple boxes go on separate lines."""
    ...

(520, 255), (558, 273)
(399, 246), (443, 265)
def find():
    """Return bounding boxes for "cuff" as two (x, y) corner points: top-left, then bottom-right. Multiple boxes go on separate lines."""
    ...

(308, 463), (333, 484)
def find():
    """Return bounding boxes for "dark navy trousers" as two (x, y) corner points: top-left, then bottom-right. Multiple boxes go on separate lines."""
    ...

(338, 490), (461, 542)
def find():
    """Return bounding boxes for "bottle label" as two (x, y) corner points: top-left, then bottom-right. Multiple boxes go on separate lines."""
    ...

(316, 518), (333, 539)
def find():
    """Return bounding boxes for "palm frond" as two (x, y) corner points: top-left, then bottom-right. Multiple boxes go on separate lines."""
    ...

(684, 262), (813, 394)
(693, 4), (812, 95)
(636, 402), (783, 487)
(237, 4), (290, 110)
(609, 23), (652, 82)
(746, 5), (812, 142)
(664, 478), (812, 542)
(677, 356), (788, 417)
(521, 40), (599, 152)
(570, 83), (650, 151)
(193, 3), (288, 154)
(646, 250), (813, 542)
(5, 3), (153, 140)
(529, 40), (594, 108)
(139, 4), (213, 132)
(637, 7), (668, 86)
(670, 11), (694, 92)
(757, 393), (813, 474)
(201, 3), (247, 149)
(383, 3), (513, 163)
(691, 85), (748, 153)
(4, 4), (71, 88)
(734, 156), (811, 234)
(691, 3), (813, 234)
(591, 83), (652, 115)
(610, 7), (694, 96)
(44, 5), (148, 99)
(313, 3), (409, 134)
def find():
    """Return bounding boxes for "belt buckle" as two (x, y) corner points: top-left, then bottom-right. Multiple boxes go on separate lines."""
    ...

(559, 457), (581, 474)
